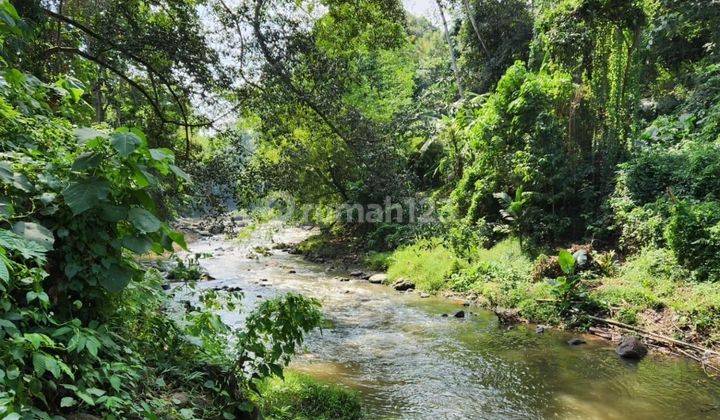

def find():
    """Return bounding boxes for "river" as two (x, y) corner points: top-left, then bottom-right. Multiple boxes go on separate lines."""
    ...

(181, 223), (720, 419)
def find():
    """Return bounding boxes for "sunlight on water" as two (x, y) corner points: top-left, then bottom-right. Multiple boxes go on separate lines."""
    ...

(181, 224), (720, 419)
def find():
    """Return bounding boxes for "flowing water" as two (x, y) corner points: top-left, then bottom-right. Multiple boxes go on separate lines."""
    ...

(182, 224), (720, 419)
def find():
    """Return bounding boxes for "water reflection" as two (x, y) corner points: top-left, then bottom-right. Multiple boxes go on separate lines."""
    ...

(185, 226), (720, 419)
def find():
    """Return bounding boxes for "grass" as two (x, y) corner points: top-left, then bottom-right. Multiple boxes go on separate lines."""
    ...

(591, 248), (720, 344)
(386, 239), (462, 291)
(298, 230), (720, 347)
(362, 251), (392, 271)
(254, 372), (363, 420)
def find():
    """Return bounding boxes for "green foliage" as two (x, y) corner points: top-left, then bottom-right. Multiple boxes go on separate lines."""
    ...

(666, 200), (720, 280)
(0, 9), (324, 417)
(457, 0), (534, 93)
(363, 251), (392, 271)
(166, 253), (208, 282)
(255, 371), (363, 420)
(452, 62), (578, 243)
(387, 239), (461, 291)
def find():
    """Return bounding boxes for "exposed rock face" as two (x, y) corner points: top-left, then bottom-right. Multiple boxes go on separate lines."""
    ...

(392, 278), (415, 291)
(616, 336), (647, 359)
(368, 273), (387, 284)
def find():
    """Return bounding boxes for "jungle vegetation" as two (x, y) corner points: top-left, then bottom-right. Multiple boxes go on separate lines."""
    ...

(1, 0), (720, 418)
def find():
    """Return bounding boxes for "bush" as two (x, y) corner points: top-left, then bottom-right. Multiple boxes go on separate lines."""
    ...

(363, 251), (392, 271)
(451, 62), (579, 244)
(666, 200), (720, 280)
(387, 239), (461, 291)
(255, 372), (363, 420)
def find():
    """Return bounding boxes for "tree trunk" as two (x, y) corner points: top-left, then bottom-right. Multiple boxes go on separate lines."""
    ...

(435, 0), (464, 99)
(462, 0), (489, 56)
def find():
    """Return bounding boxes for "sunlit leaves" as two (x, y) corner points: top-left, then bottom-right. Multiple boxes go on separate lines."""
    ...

(74, 127), (107, 144)
(110, 131), (143, 157)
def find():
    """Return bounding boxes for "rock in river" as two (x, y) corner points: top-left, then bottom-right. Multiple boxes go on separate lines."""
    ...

(392, 278), (415, 291)
(616, 336), (647, 359)
(454, 310), (465, 318)
(368, 273), (387, 284)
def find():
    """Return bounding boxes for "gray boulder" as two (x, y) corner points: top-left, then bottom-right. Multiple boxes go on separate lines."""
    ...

(368, 273), (387, 284)
(616, 336), (647, 359)
(392, 278), (415, 291)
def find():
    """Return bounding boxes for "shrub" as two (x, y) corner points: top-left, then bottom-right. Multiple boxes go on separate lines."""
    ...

(451, 62), (579, 244)
(666, 200), (720, 280)
(387, 239), (461, 291)
(363, 251), (392, 271)
(255, 372), (362, 420)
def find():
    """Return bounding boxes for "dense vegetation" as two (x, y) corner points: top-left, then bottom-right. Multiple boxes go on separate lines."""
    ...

(2, 0), (720, 417)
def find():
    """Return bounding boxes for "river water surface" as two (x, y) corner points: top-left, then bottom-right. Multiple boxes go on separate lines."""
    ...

(183, 224), (720, 419)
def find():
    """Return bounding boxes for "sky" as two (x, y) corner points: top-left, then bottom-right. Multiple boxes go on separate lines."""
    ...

(403, 0), (438, 22)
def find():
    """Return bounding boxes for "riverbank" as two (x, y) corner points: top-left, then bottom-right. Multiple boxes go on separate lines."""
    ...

(292, 231), (720, 374)
(181, 222), (720, 417)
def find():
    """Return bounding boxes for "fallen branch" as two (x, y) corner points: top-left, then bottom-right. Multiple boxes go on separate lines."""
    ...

(586, 315), (720, 357)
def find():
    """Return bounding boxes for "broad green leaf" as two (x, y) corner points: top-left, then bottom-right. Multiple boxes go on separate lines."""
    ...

(76, 390), (95, 406)
(32, 352), (46, 376)
(99, 204), (127, 222)
(74, 127), (107, 144)
(166, 229), (188, 251)
(0, 198), (13, 219)
(60, 397), (77, 408)
(38, 192), (56, 205)
(72, 152), (103, 171)
(62, 179), (110, 214)
(0, 161), (12, 181)
(149, 148), (173, 161)
(121, 235), (153, 254)
(0, 162), (33, 192)
(109, 375), (122, 391)
(86, 387), (106, 397)
(0, 257), (8, 282)
(98, 264), (133, 292)
(558, 250), (575, 275)
(110, 131), (142, 157)
(12, 222), (54, 251)
(169, 164), (191, 182)
(128, 207), (161, 233)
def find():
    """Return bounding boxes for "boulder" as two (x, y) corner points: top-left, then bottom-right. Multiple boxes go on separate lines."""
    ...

(419, 292), (430, 298)
(392, 278), (415, 291)
(368, 273), (387, 284)
(453, 310), (465, 318)
(535, 325), (546, 334)
(616, 336), (647, 359)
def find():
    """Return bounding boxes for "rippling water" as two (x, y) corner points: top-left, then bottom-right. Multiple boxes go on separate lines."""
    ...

(182, 224), (720, 419)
